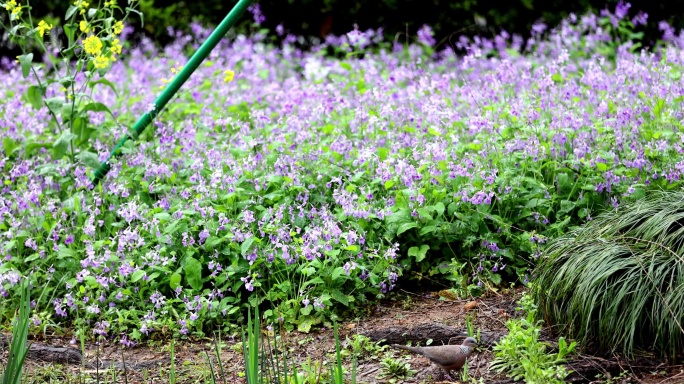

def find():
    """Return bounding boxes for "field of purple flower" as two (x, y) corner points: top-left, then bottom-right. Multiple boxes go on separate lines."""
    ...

(1, 3), (684, 348)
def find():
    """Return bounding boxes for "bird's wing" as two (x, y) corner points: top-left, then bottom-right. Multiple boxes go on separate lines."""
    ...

(421, 345), (467, 366)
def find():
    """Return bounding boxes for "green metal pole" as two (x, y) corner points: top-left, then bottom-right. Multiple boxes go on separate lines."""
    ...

(91, 0), (254, 185)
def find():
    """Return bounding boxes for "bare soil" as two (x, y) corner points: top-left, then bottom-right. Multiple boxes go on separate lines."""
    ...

(3, 288), (683, 383)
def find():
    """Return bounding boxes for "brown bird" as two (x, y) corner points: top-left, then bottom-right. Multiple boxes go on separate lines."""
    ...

(392, 337), (478, 381)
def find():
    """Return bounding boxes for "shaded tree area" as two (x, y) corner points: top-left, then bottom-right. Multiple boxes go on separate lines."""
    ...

(23, 0), (682, 47)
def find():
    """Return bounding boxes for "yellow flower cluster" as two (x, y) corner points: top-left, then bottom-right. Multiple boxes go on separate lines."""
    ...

(113, 20), (123, 35)
(223, 69), (235, 83)
(4, 0), (22, 18)
(111, 39), (122, 55)
(170, 63), (184, 75)
(74, 0), (89, 15)
(37, 20), (52, 37)
(79, 20), (90, 33)
(81, 34), (108, 69)
(82, 34), (102, 55)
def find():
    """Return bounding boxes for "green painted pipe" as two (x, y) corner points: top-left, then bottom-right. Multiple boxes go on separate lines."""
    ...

(91, 0), (254, 185)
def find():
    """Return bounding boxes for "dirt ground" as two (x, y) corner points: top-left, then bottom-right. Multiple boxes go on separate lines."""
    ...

(3, 288), (684, 383)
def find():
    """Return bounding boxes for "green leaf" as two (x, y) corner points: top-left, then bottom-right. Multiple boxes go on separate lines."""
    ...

(434, 202), (445, 216)
(18, 53), (33, 79)
(169, 272), (182, 290)
(297, 316), (314, 333)
(26, 85), (44, 109)
(65, 5), (78, 19)
(397, 222), (418, 235)
(427, 126), (441, 136)
(241, 236), (255, 256)
(81, 102), (115, 118)
(331, 266), (347, 282)
(2, 137), (18, 157)
(25, 142), (51, 156)
(377, 147), (389, 161)
(73, 117), (94, 146)
(88, 78), (119, 96)
(184, 256), (203, 291)
(416, 208), (432, 220)
(76, 151), (101, 168)
(44, 97), (64, 111)
(130, 270), (146, 283)
(64, 23), (76, 48)
(330, 289), (350, 306)
(52, 131), (77, 160)
(419, 225), (437, 236)
(408, 244), (429, 262)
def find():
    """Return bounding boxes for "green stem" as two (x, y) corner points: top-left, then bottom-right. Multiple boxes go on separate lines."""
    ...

(91, 0), (254, 185)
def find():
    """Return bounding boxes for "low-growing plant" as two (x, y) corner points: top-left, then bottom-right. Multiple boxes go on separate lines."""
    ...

(490, 292), (576, 383)
(379, 353), (416, 381)
(342, 334), (385, 360)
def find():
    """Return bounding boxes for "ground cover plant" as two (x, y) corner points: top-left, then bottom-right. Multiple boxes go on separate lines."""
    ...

(1, 0), (684, 353)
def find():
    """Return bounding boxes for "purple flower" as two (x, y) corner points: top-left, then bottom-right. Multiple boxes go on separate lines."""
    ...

(417, 25), (436, 46)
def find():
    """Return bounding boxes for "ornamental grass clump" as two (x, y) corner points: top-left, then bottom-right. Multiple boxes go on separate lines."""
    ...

(534, 190), (684, 358)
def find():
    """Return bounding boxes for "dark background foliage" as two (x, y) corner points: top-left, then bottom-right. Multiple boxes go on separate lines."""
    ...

(21, 0), (684, 46)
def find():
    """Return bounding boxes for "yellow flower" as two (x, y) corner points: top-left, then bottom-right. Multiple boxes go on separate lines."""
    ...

(79, 20), (90, 33)
(37, 20), (52, 37)
(4, 0), (17, 11)
(93, 55), (109, 69)
(104, 0), (115, 7)
(82, 34), (102, 55)
(113, 20), (123, 35)
(170, 63), (183, 74)
(223, 69), (235, 83)
(74, 0), (89, 15)
(11, 5), (20, 17)
(111, 39), (122, 55)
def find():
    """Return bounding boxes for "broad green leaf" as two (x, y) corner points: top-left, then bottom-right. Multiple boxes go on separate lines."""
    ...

(2, 138), (18, 157)
(434, 202), (445, 216)
(241, 236), (255, 255)
(65, 5), (78, 19)
(81, 102), (115, 118)
(18, 53), (33, 78)
(64, 23), (76, 48)
(52, 131), (77, 160)
(26, 85), (44, 109)
(76, 151), (101, 168)
(331, 266), (347, 282)
(169, 272), (182, 290)
(88, 78), (119, 96)
(297, 316), (314, 333)
(377, 147), (389, 161)
(397, 222), (418, 235)
(419, 225), (437, 236)
(330, 289), (350, 306)
(407, 244), (429, 262)
(44, 97), (64, 112)
(130, 270), (146, 283)
(184, 256), (202, 291)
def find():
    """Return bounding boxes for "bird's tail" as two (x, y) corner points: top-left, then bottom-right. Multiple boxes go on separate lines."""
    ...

(391, 344), (423, 354)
